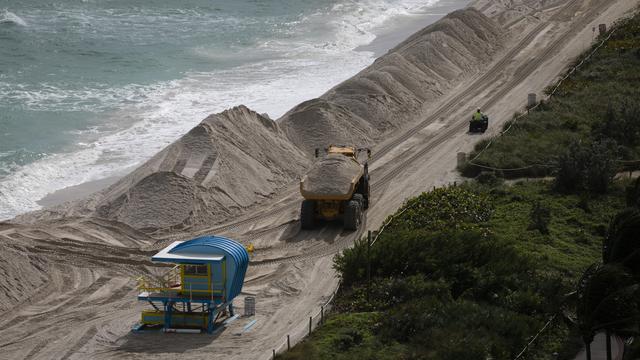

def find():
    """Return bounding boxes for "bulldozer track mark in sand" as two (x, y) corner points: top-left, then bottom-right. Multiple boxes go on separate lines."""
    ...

(32, 237), (153, 257)
(28, 245), (153, 269)
(244, 221), (299, 245)
(193, 154), (218, 184)
(250, 220), (367, 268)
(60, 325), (99, 360)
(0, 269), (95, 333)
(145, 189), (301, 251)
(0, 276), (132, 339)
(4, 311), (117, 359)
(96, 282), (136, 307)
(22, 339), (51, 360)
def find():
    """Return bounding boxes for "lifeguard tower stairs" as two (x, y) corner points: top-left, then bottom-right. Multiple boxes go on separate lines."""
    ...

(136, 236), (249, 334)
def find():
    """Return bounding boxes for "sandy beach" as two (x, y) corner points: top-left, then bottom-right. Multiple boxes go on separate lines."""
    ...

(1, 0), (639, 359)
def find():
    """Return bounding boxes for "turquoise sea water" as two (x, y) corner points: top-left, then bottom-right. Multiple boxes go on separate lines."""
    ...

(0, 0), (445, 219)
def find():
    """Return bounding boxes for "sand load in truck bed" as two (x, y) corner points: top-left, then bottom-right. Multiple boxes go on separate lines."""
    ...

(300, 154), (364, 200)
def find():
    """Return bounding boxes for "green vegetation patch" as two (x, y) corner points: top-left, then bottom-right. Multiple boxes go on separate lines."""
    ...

(280, 182), (628, 360)
(486, 180), (627, 279)
(385, 186), (492, 232)
(277, 312), (408, 360)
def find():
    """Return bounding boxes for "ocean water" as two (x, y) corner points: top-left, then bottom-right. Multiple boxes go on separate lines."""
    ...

(0, 0), (443, 220)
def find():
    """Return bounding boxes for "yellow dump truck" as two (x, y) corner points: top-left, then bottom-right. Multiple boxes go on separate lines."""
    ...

(299, 145), (370, 231)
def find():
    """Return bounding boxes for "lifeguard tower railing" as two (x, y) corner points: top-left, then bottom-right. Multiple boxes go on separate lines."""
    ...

(137, 264), (226, 303)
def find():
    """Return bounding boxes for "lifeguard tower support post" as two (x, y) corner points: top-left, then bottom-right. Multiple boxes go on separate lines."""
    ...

(136, 235), (249, 333)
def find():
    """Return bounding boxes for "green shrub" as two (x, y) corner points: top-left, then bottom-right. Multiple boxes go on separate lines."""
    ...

(384, 186), (492, 233)
(335, 186), (493, 285)
(626, 177), (640, 208)
(334, 276), (451, 312)
(555, 141), (589, 193)
(585, 140), (619, 193)
(379, 299), (541, 360)
(333, 328), (364, 351)
(603, 208), (640, 276)
(529, 201), (552, 234)
(593, 101), (640, 149)
(477, 171), (503, 187)
(554, 140), (618, 194)
(578, 194), (591, 213)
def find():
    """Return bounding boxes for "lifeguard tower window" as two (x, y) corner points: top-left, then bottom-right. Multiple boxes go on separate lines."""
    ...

(184, 264), (208, 276)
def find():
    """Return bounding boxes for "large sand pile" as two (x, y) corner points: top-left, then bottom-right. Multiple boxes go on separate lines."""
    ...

(277, 99), (378, 156)
(300, 154), (363, 199)
(279, 8), (503, 153)
(17, 106), (309, 231)
(98, 105), (309, 230)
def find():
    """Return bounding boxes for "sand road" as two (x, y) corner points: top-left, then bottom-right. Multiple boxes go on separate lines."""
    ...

(0, 0), (638, 359)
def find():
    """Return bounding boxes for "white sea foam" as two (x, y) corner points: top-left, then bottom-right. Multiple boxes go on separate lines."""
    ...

(0, 9), (27, 26)
(0, 0), (447, 220)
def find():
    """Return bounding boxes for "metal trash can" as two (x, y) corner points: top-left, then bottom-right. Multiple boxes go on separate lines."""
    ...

(244, 296), (256, 316)
(599, 24), (607, 36)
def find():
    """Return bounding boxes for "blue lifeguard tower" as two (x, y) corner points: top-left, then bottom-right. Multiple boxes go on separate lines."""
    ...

(136, 235), (249, 333)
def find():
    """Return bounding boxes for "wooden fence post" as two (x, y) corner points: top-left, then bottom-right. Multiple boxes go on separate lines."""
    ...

(606, 330), (612, 360)
(366, 231), (371, 303)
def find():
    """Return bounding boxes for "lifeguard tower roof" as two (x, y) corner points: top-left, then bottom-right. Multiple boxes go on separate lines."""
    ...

(152, 235), (249, 300)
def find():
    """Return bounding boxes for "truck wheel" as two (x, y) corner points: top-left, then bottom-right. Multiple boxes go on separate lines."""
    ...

(352, 194), (364, 207)
(300, 200), (316, 230)
(343, 200), (361, 231)
(352, 193), (369, 210)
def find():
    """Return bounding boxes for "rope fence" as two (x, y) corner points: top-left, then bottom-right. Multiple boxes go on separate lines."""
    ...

(512, 315), (559, 360)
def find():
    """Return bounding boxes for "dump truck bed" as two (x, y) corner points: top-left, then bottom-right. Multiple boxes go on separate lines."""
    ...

(300, 154), (364, 200)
